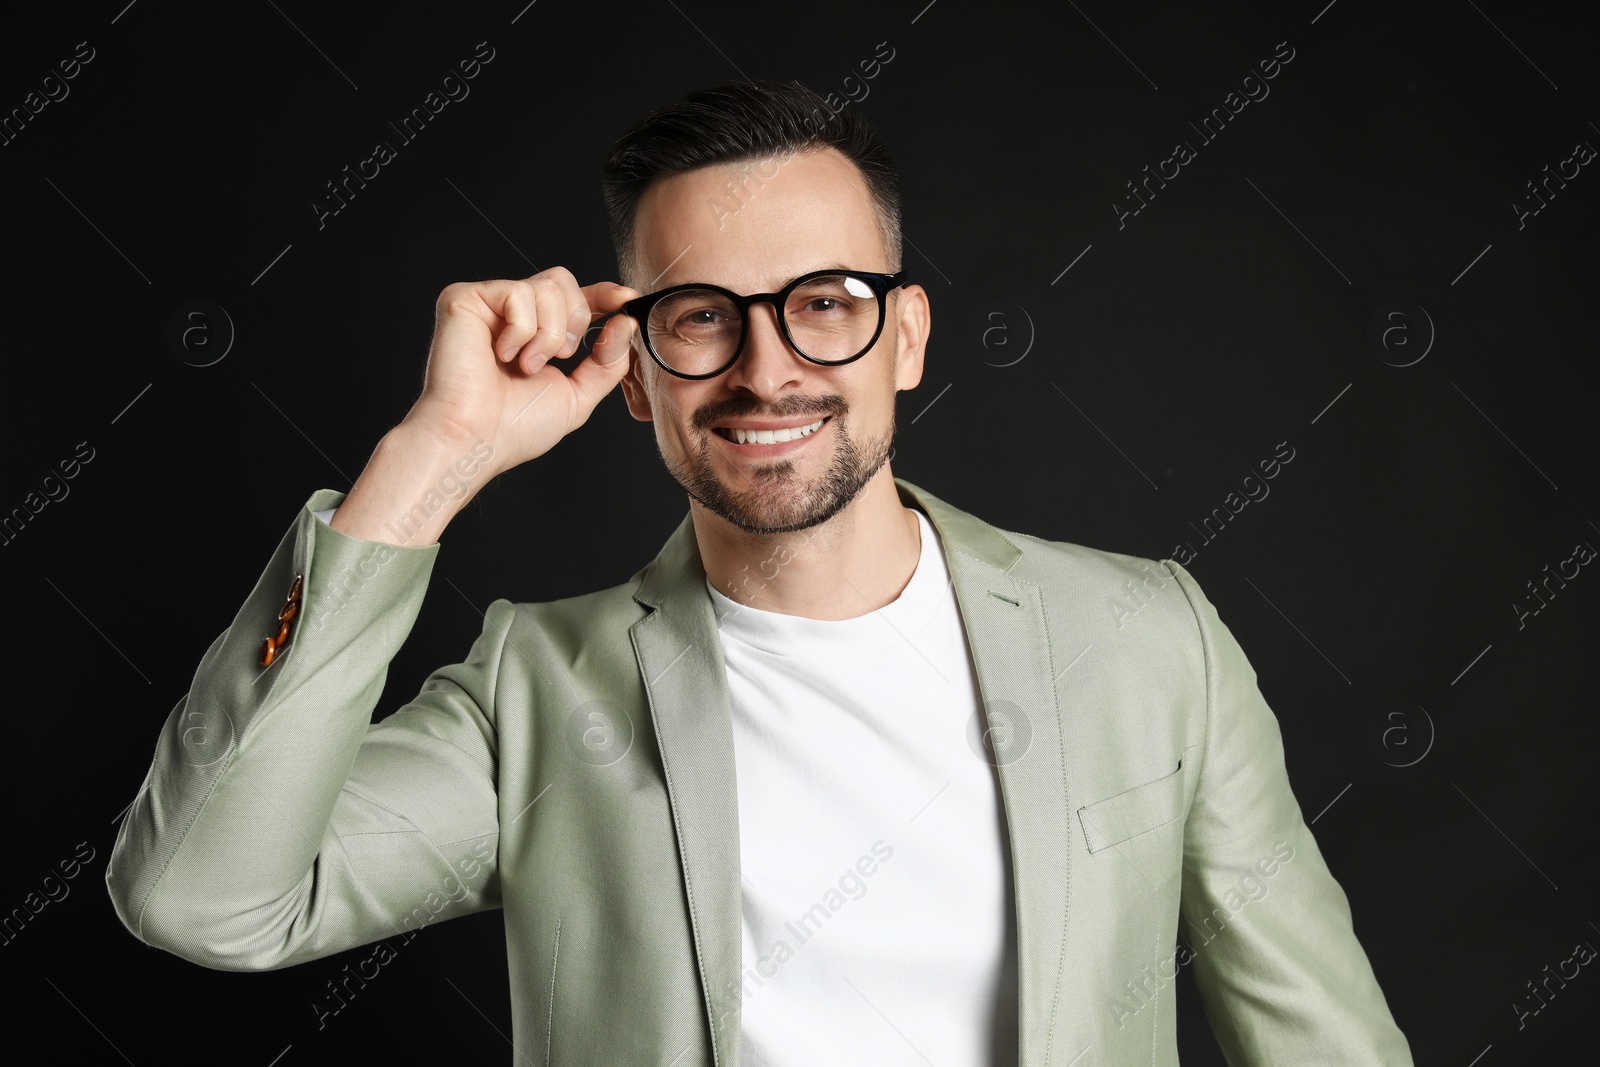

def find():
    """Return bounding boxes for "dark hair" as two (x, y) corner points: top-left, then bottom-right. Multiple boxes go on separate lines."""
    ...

(601, 80), (902, 284)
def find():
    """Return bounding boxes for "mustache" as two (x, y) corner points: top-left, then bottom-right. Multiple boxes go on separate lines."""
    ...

(693, 394), (846, 431)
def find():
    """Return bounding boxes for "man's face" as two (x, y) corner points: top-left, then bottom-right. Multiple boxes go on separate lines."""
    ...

(619, 148), (928, 536)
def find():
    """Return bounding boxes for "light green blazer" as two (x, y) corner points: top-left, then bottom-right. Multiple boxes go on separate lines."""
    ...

(107, 478), (1413, 1065)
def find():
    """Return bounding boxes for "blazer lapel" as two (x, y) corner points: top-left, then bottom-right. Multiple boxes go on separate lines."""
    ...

(631, 513), (745, 1067)
(896, 479), (1075, 1065)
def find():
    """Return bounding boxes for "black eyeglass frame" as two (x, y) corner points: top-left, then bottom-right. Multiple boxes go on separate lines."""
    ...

(617, 268), (908, 381)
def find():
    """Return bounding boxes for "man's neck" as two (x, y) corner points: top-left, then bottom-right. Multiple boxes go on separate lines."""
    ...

(691, 469), (923, 621)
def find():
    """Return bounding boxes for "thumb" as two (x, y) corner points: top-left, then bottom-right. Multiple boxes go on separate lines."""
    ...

(567, 313), (636, 418)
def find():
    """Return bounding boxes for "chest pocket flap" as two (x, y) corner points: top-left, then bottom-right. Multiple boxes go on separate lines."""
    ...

(1076, 750), (1191, 853)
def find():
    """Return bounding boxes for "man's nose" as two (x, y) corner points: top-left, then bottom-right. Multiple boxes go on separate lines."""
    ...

(726, 301), (805, 393)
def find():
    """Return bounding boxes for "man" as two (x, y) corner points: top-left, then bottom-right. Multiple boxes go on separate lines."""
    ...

(107, 81), (1414, 1065)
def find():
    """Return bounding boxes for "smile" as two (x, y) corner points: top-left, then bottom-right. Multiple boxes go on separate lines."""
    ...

(712, 418), (828, 445)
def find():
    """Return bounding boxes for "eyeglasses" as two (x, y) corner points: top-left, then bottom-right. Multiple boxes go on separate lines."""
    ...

(619, 268), (907, 380)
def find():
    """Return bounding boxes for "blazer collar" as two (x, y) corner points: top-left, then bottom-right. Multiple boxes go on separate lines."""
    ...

(632, 478), (1024, 610)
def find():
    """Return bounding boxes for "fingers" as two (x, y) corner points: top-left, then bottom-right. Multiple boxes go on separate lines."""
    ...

(467, 268), (583, 375)
(437, 270), (637, 383)
(581, 280), (641, 314)
(500, 273), (642, 376)
(522, 274), (573, 373)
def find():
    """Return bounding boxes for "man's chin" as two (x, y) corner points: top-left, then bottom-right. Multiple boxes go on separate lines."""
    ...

(686, 452), (891, 536)
(689, 482), (847, 536)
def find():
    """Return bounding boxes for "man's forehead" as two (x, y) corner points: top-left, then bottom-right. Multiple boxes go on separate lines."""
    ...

(631, 147), (886, 290)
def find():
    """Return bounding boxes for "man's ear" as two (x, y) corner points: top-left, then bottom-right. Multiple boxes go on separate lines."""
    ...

(892, 284), (930, 392)
(620, 345), (654, 423)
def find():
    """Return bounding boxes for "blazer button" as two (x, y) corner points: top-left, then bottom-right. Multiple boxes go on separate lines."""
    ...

(261, 573), (304, 669)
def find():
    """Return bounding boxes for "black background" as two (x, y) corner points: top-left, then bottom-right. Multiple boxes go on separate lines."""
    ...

(2, 0), (1595, 1063)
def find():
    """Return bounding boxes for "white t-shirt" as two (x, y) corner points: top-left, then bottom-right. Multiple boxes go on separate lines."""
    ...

(707, 507), (1019, 1066)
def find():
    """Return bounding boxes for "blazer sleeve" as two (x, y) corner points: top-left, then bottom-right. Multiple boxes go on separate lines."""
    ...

(1163, 561), (1414, 1065)
(106, 489), (509, 971)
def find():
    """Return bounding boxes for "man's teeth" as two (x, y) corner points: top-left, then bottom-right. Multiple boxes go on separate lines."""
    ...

(729, 419), (825, 445)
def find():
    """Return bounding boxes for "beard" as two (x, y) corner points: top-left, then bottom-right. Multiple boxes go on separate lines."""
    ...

(660, 393), (895, 535)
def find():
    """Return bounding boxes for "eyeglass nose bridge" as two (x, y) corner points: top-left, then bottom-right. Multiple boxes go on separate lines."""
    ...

(722, 289), (800, 372)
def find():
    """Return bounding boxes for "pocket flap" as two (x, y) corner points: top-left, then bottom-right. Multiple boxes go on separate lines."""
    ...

(1077, 754), (1188, 853)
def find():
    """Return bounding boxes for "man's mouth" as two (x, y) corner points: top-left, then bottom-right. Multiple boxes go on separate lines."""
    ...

(711, 417), (829, 445)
